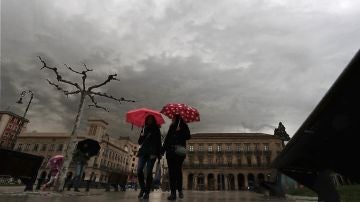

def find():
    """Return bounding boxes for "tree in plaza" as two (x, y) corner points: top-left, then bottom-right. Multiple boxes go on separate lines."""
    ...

(38, 57), (135, 191)
(274, 122), (290, 147)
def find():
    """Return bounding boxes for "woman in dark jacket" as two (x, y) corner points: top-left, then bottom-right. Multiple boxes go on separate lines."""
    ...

(162, 115), (191, 200)
(137, 115), (162, 199)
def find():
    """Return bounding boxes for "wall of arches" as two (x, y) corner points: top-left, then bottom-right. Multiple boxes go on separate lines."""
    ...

(185, 171), (271, 191)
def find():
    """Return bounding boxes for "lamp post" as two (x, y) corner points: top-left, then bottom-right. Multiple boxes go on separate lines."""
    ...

(16, 90), (34, 118)
(12, 90), (34, 149)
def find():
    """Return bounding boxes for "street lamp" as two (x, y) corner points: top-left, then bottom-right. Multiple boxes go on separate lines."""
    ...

(12, 90), (34, 149)
(16, 90), (34, 118)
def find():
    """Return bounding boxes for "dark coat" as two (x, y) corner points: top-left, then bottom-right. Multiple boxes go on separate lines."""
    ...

(162, 120), (191, 155)
(72, 149), (90, 165)
(137, 125), (162, 157)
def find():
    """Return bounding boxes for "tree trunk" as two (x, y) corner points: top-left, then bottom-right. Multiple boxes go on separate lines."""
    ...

(55, 92), (86, 191)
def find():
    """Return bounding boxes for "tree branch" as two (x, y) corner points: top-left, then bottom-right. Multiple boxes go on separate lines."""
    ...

(82, 63), (93, 72)
(87, 94), (109, 111)
(38, 56), (82, 90)
(64, 64), (82, 75)
(88, 73), (119, 91)
(90, 91), (136, 103)
(46, 79), (81, 96)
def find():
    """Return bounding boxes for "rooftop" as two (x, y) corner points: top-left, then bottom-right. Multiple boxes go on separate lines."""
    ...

(191, 133), (280, 139)
(0, 111), (29, 122)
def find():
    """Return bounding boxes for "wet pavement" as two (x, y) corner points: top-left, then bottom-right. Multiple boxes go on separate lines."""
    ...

(0, 186), (300, 202)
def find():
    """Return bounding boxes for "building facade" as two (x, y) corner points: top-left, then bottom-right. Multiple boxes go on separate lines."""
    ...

(0, 111), (28, 149)
(15, 119), (138, 185)
(183, 133), (283, 191)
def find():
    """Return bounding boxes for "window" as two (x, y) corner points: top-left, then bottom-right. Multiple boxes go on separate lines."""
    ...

(217, 145), (221, 152)
(189, 145), (194, 152)
(266, 156), (271, 165)
(198, 145), (204, 152)
(57, 144), (63, 151)
(41, 144), (47, 151)
(208, 145), (213, 152)
(256, 156), (261, 166)
(208, 158), (213, 165)
(33, 144), (39, 151)
(254, 143), (260, 151)
(237, 157), (242, 165)
(247, 156), (252, 166)
(17, 144), (23, 151)
(49, 144), (55, 151)
(264, 144), (269, 151)
(245, 144), (251, 151)
(236, 144), (241, 152)
(24, 144), (31, 151)
(226, 145), (231, 151)
(89, 125), (97, 136)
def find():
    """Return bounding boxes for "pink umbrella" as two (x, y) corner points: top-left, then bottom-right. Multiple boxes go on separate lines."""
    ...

(49, 155), (64, 168)
(126, 108), (165, 128)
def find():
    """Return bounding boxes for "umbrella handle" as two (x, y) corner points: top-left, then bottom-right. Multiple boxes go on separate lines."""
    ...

(139, 127), (144, 136)
(176, 121), (181, 131)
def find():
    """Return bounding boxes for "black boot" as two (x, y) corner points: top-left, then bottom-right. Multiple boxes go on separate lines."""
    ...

(138, 189), (145, 198)
(167, 194), (176, 200)
(143, 191), (150, 199)
(179, 191), (184, 198)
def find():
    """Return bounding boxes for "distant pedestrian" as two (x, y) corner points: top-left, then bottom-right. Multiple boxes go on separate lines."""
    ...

(41, 157), (63, 191)
(68, 145), (90, 192)
(137, 115), (162, 199)
(162, 115), (191, 200)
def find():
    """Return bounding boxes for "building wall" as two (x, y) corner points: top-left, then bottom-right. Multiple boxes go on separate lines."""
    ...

(15, 119), (137, 184)
(0, 112), (28, 149)
(183, 133), (283, 191)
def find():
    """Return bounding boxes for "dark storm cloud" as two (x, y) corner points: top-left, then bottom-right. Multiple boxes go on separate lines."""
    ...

(1, 0), (360, 139)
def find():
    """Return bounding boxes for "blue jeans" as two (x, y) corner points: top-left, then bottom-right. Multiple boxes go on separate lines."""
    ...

(73, 162), (85, 190)
(137, 156), (156, 192)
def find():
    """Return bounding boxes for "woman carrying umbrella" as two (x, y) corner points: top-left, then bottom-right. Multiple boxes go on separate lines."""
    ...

(162, 115), (191, 200)
(160, 103), (199, 200)
(41, 155), (64, 191)
(136, 115), (162, 199)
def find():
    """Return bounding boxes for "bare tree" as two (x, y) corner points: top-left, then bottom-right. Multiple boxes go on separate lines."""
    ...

(39, 57), (135, 191)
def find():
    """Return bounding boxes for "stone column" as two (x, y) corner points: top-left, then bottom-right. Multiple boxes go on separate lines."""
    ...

(234, 173), (239, 191)
(204, 173), (208, 191)
(244, 173), (248, 188)
(183, 171), (188, 190)
(224, 174), (228, 190)
(194, 174), (198, 190)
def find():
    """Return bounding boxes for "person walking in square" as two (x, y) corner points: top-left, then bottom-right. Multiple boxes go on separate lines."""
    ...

(162, 115), (191, 200)
(137, 115), (162, 199)
(68, 145), (90, 192)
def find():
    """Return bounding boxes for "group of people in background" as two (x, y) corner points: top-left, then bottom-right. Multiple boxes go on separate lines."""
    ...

(39, 113), (190, 201)
(40, 146), (90, 192)
(137, 114), (191, 200)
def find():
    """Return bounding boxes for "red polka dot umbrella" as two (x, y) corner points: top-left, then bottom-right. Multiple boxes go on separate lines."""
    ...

(160, 103), (200, 123)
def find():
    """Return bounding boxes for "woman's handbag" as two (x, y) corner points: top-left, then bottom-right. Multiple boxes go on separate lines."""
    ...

(174, 145), (187, 156)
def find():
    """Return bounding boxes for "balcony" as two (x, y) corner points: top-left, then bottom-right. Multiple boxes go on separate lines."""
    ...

(263, 150), (272, 156)
(183, 163), (271, 169)
(225, 150), (233, 155)
(253, 150), (262, 156)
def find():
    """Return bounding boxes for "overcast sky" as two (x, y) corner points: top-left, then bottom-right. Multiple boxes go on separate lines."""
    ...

(1, 0), (360, 140)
